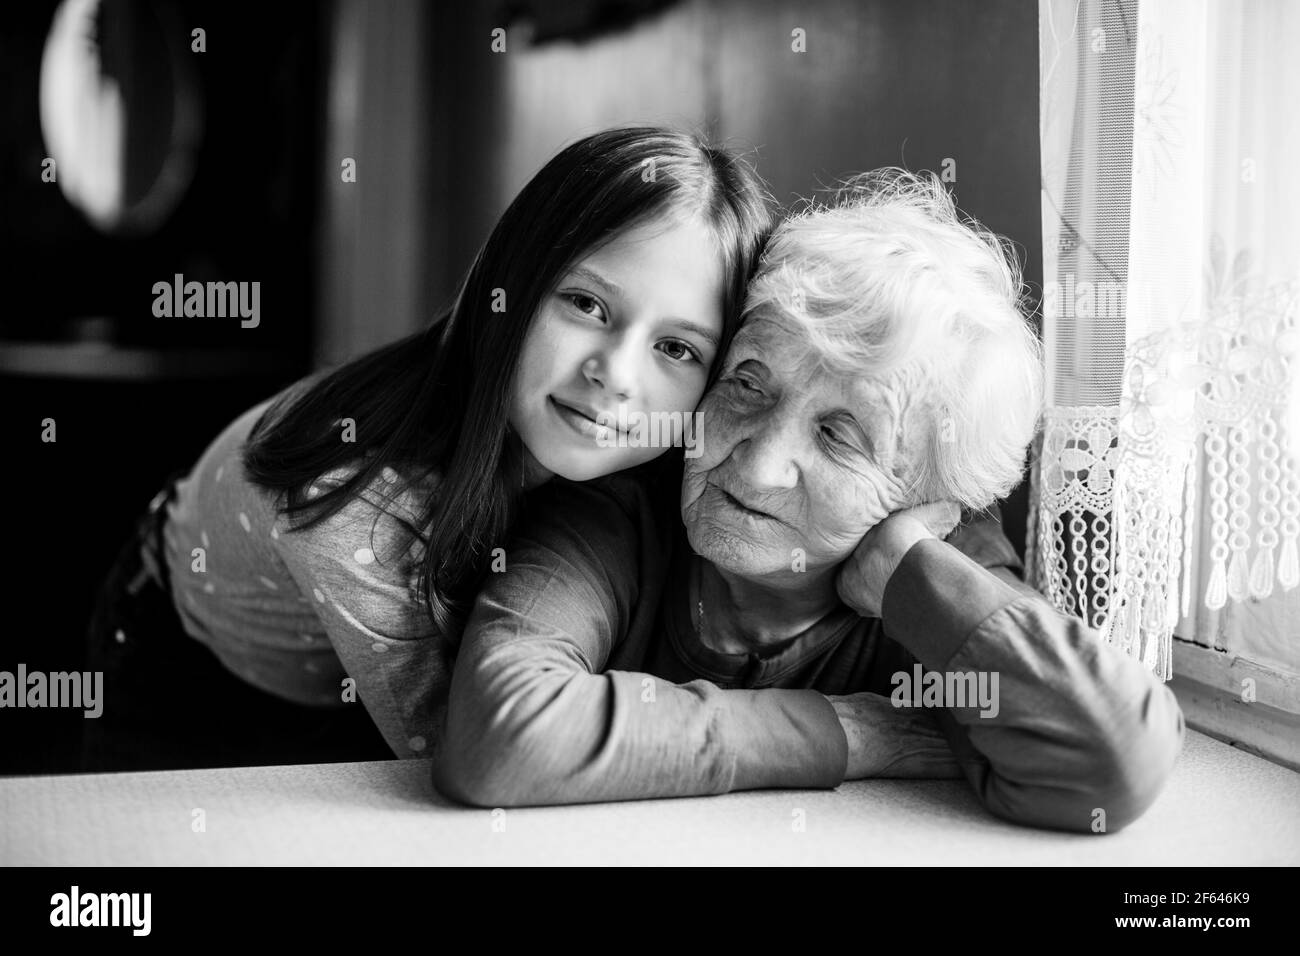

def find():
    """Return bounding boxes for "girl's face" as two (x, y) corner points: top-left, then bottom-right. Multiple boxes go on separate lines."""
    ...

(509, 213), (726, 483)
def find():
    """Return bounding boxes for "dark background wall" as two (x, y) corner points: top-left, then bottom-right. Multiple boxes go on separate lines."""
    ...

(431, 0), (1041, 311)
(0, 0), (1040, 774)
(0, 0), (325, 773)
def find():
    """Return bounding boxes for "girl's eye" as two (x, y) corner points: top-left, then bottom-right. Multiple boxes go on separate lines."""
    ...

(657, 339), (701, 363)
(562, 293), (605, 320)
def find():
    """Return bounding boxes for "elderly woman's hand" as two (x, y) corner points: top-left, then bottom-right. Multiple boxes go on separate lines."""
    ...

(835, 500), (962, 618)
(828, 691), (964, 779)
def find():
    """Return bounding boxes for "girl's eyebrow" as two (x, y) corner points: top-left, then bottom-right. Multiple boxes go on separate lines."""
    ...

(570, 266), (719, 348)
(668, 319), (720, 348)
(569, 266), (622, 297)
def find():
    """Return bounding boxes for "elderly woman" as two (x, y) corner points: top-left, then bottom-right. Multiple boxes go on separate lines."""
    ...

(432, 170), (1185, 833)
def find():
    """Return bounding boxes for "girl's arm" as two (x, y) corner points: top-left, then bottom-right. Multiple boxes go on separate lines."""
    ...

(431, 476), (847, 807)
(271, 470), (452, 758)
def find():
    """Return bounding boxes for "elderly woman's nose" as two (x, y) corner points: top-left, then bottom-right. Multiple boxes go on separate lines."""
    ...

(735, 416), (800, 490)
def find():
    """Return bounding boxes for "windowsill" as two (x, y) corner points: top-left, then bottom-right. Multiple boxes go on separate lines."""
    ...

(2, 729), (1295, 864)
(1171, 638), (1300, 772)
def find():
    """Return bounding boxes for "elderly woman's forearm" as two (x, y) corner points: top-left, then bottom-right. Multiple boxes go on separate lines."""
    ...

(879, 538), (1186, 833)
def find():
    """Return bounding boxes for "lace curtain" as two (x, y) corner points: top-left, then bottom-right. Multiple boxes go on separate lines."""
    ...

(1029, 0), (1300, 679)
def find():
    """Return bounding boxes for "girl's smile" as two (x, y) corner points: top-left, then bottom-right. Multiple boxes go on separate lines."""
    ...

(548, 395), (629, 442)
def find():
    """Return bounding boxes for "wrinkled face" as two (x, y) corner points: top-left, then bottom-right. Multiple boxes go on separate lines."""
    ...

(681, 312), (928, 581)
(509, 214), (725, 483)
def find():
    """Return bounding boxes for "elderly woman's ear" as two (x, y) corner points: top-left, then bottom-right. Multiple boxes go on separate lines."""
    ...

(834, 500), (963, 618)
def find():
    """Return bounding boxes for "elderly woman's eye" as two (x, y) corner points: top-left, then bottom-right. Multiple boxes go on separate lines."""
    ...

(730, 375), (762, 393)
(820, 424), (850, 447)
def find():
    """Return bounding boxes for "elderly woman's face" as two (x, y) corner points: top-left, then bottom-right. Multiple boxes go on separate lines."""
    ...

(681, 313), (922, 579)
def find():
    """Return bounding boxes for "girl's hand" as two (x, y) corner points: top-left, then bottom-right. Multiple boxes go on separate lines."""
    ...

(835, 501), (962, 618)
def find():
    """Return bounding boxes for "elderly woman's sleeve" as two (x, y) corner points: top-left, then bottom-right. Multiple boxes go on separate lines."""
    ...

(431, 478), (846, 807)
(881, 516), (1186, 833)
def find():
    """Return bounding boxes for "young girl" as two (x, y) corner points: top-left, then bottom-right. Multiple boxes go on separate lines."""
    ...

(80, 126), (772, 771)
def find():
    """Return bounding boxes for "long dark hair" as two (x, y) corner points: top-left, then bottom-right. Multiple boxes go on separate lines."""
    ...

(242, 126), (772, 635)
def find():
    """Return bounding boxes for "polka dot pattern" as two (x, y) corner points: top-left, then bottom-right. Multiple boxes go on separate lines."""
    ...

(164, 443), (445, 777)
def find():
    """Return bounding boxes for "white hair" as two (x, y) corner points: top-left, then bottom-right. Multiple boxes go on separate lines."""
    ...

(743, 168), (1044, 511)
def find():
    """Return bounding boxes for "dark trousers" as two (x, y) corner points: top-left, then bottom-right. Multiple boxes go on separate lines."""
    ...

(78, 470), (394, 773)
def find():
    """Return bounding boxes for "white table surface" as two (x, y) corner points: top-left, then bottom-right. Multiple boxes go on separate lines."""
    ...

(2, 730), (1297, 866)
